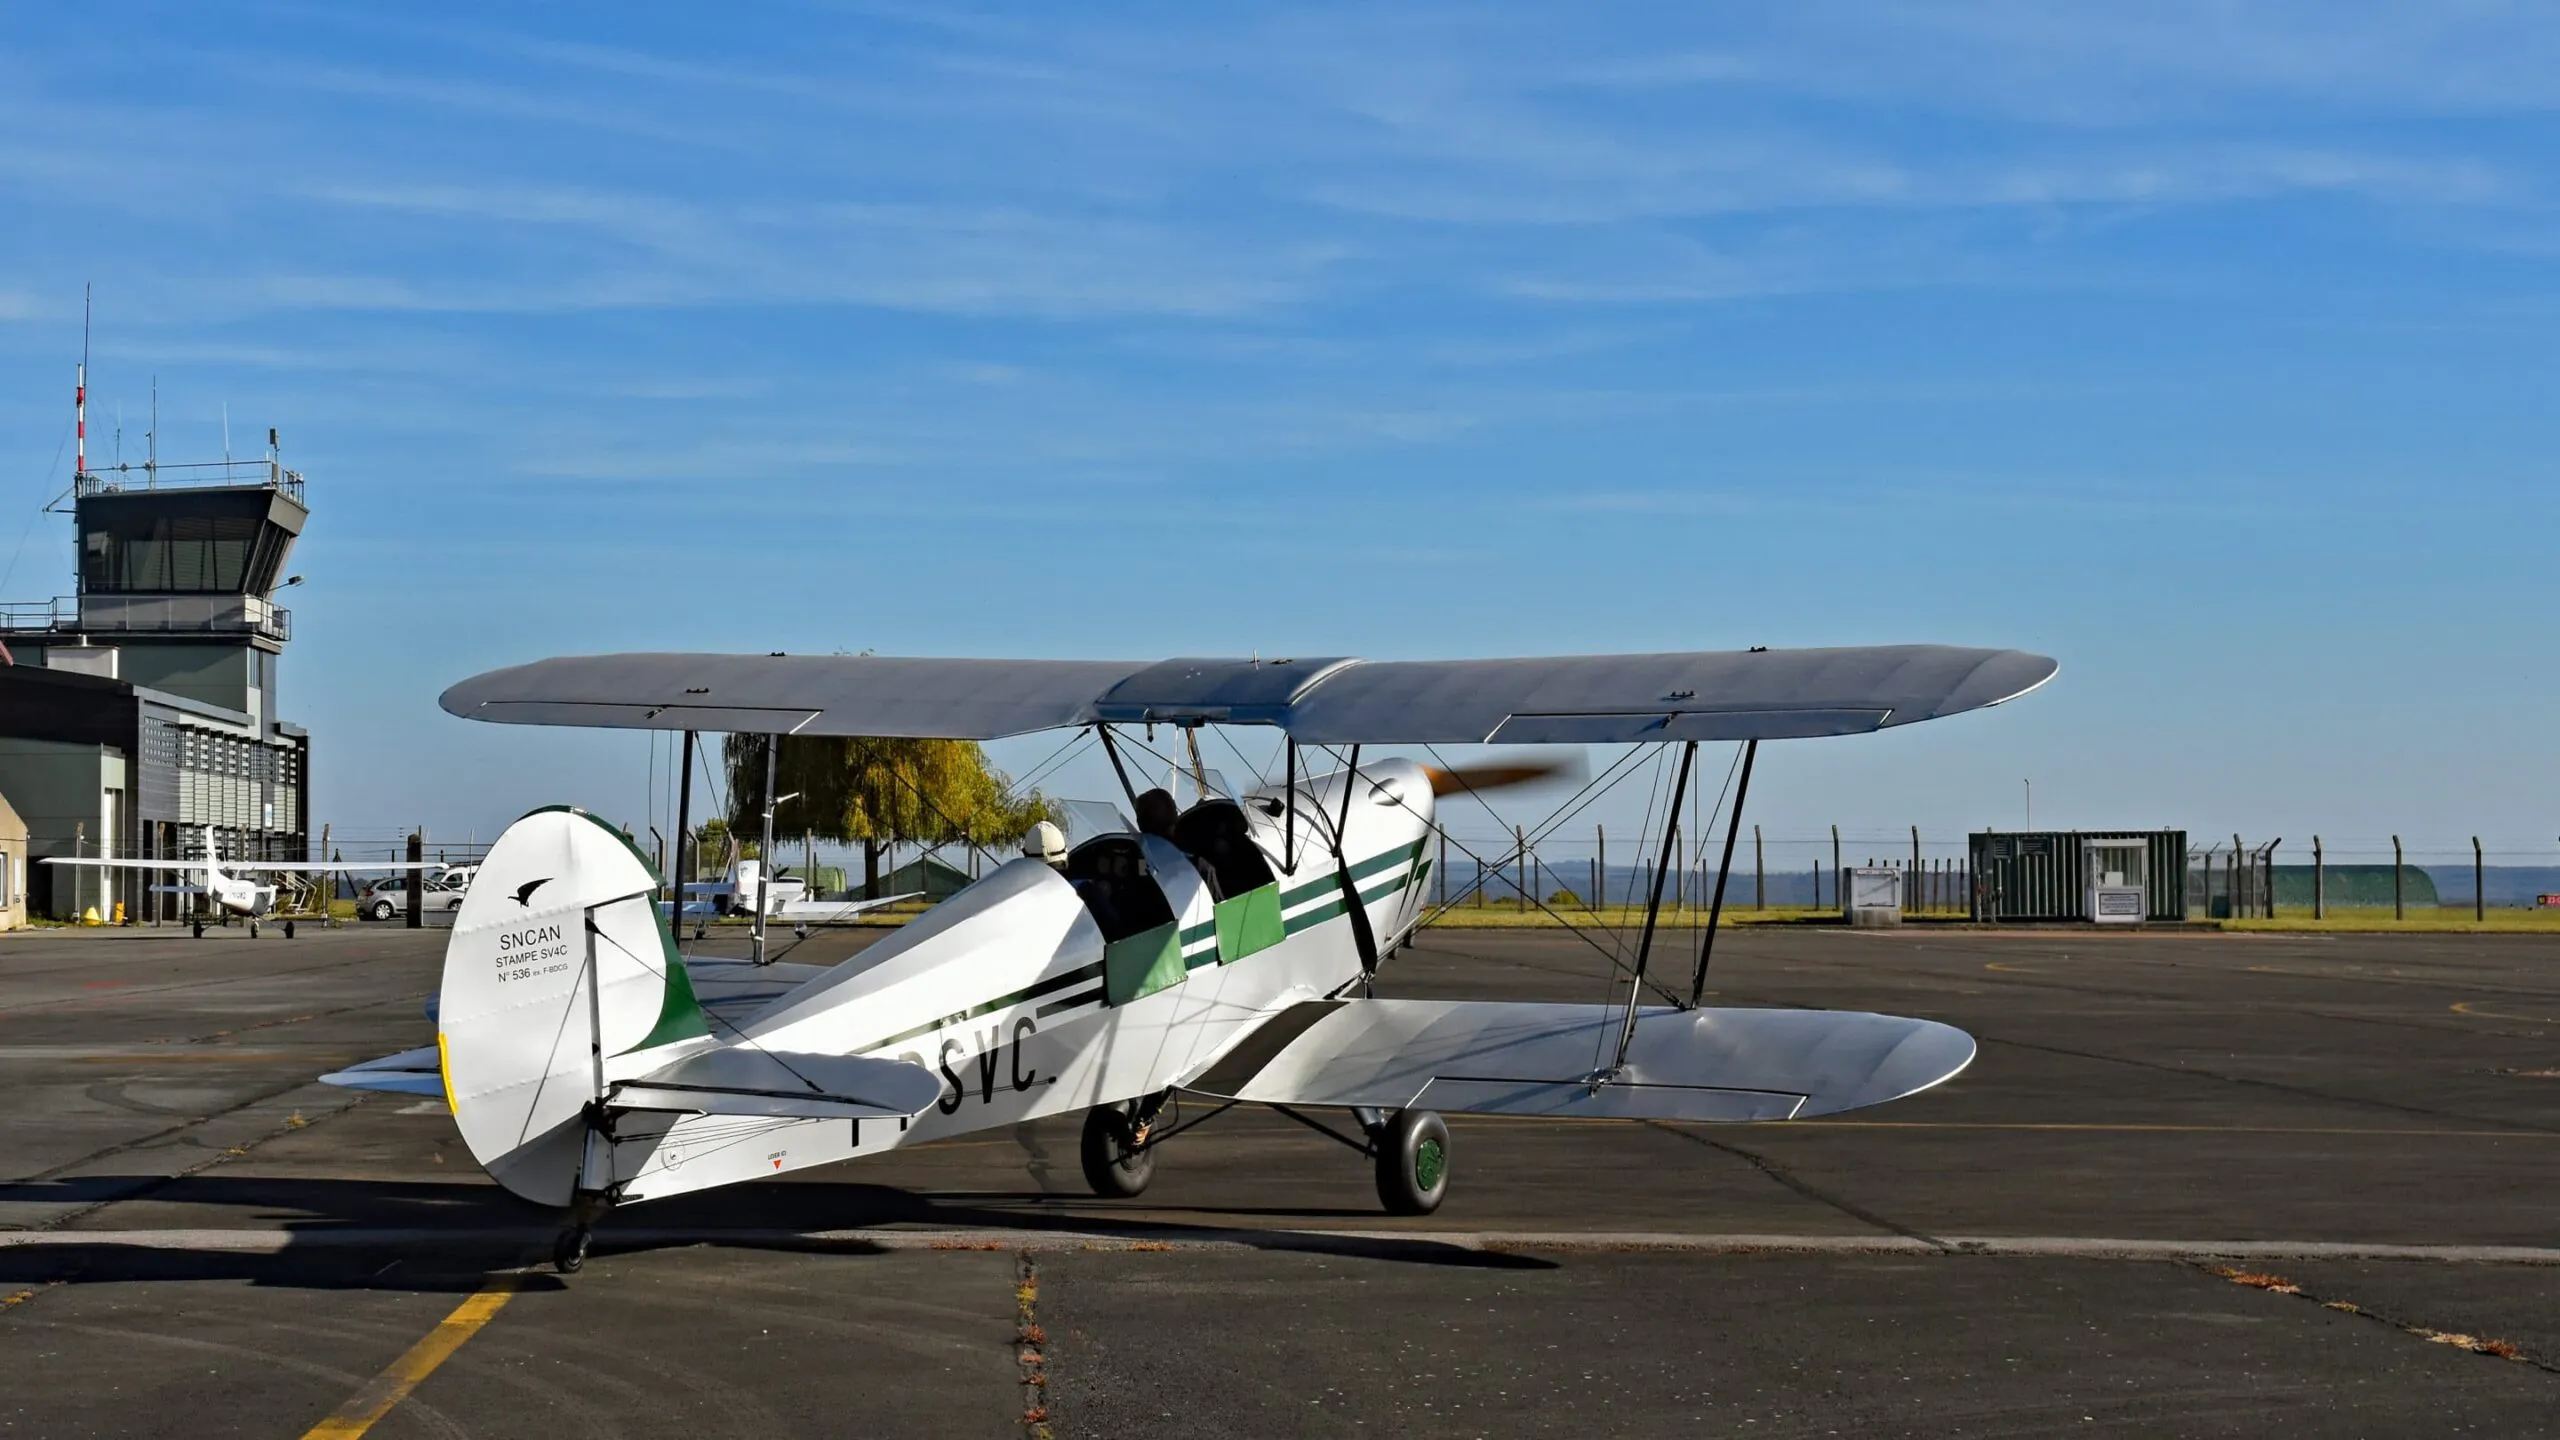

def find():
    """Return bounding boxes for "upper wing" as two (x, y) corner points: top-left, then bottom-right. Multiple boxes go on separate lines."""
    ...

(1182, 999), (1974, 1122)
(440, 645), (2054, 744)
(442, 653), (1150, 739)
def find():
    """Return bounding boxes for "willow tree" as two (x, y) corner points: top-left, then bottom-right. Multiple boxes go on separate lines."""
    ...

(724, 735), (1053, 898)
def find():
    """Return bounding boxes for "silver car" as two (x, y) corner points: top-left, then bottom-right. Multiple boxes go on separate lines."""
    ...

(359, 872), (469, 921)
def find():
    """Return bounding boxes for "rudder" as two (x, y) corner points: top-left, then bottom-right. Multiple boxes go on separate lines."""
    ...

(437, 806), (705, 1207)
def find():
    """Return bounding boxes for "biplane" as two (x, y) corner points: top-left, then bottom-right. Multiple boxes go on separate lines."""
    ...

(322, 645), (2054, 1271)
(44, 826), (440, 937)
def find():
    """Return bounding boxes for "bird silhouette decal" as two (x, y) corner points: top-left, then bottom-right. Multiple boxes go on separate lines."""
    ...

(513, 877), (552, 907)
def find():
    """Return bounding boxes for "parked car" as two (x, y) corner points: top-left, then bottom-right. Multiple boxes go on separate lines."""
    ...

(359, 871), (470, 921)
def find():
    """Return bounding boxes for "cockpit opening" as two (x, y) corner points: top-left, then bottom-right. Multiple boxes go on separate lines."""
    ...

(1063, 836), (1176, 943)
(1174, 799), (1278, 896)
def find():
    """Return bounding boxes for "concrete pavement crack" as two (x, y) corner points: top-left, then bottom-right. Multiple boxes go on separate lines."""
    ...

(1644, 1121), (1949, 1250)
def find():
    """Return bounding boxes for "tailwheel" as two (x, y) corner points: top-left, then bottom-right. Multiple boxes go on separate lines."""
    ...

(1372, 1109), (1449, 1216)
(553, 1225), (591, 1274)
(1079, 1103), (1157, 1199)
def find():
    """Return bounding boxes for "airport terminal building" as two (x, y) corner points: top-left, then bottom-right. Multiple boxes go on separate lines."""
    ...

(0, 460), (312, 920)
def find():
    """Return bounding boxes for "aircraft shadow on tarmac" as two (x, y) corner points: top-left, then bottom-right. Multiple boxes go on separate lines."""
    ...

(0, 1174), (1553, 1293)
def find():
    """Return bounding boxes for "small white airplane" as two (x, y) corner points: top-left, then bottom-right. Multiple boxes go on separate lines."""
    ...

(46, 826), (443, 938)
(664, 858), (920, 935)
(324, 644), (2054, 1272)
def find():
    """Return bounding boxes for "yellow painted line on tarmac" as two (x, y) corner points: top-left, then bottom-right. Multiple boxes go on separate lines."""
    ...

(1982, 961), (2037, 973)
(2451, 1001), (2560, 1025)
(298, 1276), (518, 1440)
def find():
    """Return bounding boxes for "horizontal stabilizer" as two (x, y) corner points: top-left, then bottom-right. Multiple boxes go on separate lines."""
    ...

(611, 1047), (942, 1121)
(319, 1045), (445, 1098)
(1185, 1000), (1973, 1122)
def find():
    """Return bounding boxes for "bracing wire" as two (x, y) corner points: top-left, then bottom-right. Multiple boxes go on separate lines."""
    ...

(595, 913), (833, 1098)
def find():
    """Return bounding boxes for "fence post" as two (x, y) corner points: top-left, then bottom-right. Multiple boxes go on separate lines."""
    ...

(1596, 825), (1606, 912)
(1830, 824), (1841, 915)
(2474, 836), (2485, 922)
(1516, 825), (1527, 912)
(406, 830), (424, 929)
(2392, 835), (2404, 920)
(1754, 824), (1764, 910)
(2312, 835), (2324, 920)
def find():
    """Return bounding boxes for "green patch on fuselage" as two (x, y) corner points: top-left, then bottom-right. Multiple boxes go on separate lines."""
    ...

(1104, 920), (1187, 1006)
(1215, 883), (1285, 963)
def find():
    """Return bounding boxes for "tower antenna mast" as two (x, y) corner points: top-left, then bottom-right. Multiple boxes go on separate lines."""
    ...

(75, 284), (90, 479)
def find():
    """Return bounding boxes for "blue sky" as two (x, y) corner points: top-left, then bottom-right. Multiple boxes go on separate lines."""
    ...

(2, 3), (2554, 869)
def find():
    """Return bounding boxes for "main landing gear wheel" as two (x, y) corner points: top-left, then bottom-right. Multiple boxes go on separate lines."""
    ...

(248, 920), (260, 939)
(1372, 1109), (1449, 1216)
(191, 920), (205, 939)
(283, 920), (296, 939)
(1080, 1104), (1157, 1199)
(554, 1225), (591, 1274)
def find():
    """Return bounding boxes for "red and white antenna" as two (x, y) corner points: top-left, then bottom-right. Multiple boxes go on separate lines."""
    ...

(75, 283), (90, 478)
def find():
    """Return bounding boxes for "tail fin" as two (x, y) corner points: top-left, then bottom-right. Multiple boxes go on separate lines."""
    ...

(437, 806), (706, 1206)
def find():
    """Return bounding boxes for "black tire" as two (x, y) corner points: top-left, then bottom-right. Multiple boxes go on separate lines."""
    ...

(369, 900), (395, 922)
(554, 1226), (590, 1274)
(1372, 1109), (1449, 1216)
(283, 920), (296, 939)
(1080, 1105), (1156, 1198)
(191, 921), (204, 939)
(248, 920), (260, 939)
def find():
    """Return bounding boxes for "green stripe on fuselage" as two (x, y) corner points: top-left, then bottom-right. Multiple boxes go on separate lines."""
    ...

(850, 839), (1423, 1050)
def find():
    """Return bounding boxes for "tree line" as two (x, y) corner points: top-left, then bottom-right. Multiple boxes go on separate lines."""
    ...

(718, 735), (1055, 898)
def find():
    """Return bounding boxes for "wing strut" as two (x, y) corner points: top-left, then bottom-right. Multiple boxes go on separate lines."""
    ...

(1325, 745), (1385, 994)
(1096, 723), (1142, 810)
(1689, 738), (1759, 1005)
(673, 729), (696, 938)
(1608, 739), (1696, 1073)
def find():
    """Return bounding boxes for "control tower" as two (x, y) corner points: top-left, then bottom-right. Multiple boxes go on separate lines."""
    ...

(0, 448), (314, 920)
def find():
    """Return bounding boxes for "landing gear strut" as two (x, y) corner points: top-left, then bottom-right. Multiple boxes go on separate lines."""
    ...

(554, 1194), (607, 1274)
(553, 1225), (591, 1273)
(1080, 1097), (1163, 1198)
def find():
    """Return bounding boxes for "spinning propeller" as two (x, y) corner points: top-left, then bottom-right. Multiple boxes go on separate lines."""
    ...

(1421, 754), (1586, 798)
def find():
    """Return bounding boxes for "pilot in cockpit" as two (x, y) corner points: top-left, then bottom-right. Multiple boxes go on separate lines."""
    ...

(1136, 788), (1224, 901)
(1023, 820), (1068, 871)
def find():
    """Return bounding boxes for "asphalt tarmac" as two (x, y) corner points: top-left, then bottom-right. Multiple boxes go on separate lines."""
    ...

(2, 918), (2555, 1437)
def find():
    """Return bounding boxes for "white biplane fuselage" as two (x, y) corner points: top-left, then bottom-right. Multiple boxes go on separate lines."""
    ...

(594, 762), (1423, 1205)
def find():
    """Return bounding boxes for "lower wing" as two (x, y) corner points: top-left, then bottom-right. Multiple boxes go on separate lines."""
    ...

(1182, 999), (1973, 1122)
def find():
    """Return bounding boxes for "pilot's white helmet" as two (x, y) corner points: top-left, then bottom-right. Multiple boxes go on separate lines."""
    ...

(1023, 820), (1068, 867)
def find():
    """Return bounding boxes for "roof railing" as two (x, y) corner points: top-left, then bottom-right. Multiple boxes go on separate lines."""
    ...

(72, 459), (305, 505)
